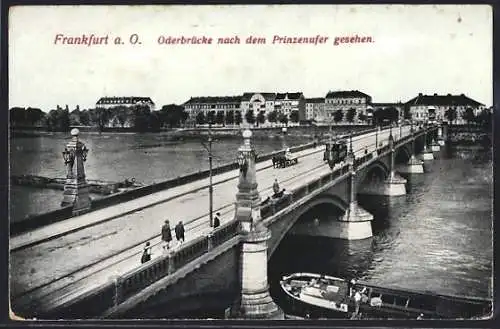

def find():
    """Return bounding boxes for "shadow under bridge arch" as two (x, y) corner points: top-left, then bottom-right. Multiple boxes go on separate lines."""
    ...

(394, 144), (412, 164)
(267, 193), (349, 259)
(356, 160), (390, 191)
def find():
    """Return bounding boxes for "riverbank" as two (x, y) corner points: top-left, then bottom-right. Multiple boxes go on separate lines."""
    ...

(11, 124), (371, 140)
(447, 125), (491, 146)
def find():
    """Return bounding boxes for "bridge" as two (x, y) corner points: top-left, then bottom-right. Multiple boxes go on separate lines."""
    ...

(10, 123), (442, 319)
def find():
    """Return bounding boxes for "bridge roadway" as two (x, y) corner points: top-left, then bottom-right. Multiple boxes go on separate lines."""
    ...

(10, 125), (412, 315)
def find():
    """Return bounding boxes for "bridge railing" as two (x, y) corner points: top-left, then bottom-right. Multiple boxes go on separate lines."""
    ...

(116, 219), (240, 304)
(42, 220), (241, 318)
(260, 164), (351, 221)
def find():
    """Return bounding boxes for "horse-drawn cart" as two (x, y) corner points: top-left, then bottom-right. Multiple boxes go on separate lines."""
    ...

(273, 149), (299, 168)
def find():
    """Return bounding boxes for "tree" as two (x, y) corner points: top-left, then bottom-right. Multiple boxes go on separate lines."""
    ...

(79, 110), (91, 126)
(207, 110), (216, 124)
(10, 107), (27, 126)
(358, 113), (366, 122)
(290, 110), (299, 123)
(257, 111), (266, 126)
(149, 111), (162, 131)
(463, 107), (475, 125)
(278, 113), (288, 125)
(245, 110), (256, 125)
(234, 111), (242, 125)
(160, 104), (187, 128)
(333, 109), (344, 123)
(445, 108), (457, 124)
(373, 108), (385, 126)
(25, 107), (45, 125)
(196, 111), (206, 125)
(46, 108), (70, 131)
(477, 108), (492, 129)
(131, 105), (151, 132)
(267, 110), (278, 124)
(216, 111), (225, 125)
(88, 107), (111, 131)
(225, 110), (234, 125)
(346, 108), (356, 123)
(114, 105), (131, 127)
(385, 107), (399, 123)
(69, 109), (81, 126)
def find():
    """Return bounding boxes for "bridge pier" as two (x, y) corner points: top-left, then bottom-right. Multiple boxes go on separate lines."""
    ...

(420, 128), (434, 161)
(431, 138), (441, 152)
(339, 148), (373, 240)
(437, 124), (447, 146)
(231, 129), (283, 319)
(398, 135), (424, 174)
(381, 133), (406, 195)
(231, 226), (283, 319)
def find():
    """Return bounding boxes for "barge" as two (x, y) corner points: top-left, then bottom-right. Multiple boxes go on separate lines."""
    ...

(280, 273), (491, 319)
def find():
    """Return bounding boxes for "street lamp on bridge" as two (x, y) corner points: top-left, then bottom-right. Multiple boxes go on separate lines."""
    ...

(201, 121), (215, 227)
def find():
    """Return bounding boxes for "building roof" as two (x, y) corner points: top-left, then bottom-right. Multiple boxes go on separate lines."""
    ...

(275, 92), (304, 100)
(325, 90), (371, 99)
(96, 97), (155, 105)
(371, 102), (403, 108)
(241, 93), (276, 101)
(306, 97), (325, 103)
(405, 93), (484, 107)
(183, 96), (242, 105)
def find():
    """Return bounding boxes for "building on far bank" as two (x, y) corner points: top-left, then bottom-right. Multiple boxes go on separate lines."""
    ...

(183, 96), (242, 119)
(324, 90), (372, 123)
(405, 93), (485, 124)
(305, 98), (326, 122)
(274, 92), (306, 122)
(240, 93), (276, 117)
(95, 96), (156, 128)
(96, 96), (155, 111)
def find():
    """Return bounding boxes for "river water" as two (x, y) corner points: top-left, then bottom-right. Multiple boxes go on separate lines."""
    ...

(9, 133), (492, 318)
(269, 144), (492, 317)
(9, 132), (307, 222)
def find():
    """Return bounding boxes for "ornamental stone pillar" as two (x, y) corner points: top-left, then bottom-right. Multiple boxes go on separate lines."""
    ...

(399, 131), (424, 174)
(231, 129), (283, 319)
(339, 144), (373, 240)
(421, 127), (434, 160)
(382, 133), (407, 195)
(61, 128), (91, 215)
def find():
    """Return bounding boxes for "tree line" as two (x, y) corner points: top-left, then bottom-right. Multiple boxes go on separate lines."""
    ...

(193, 109), (300, 127)
(9, 104), (190, 132)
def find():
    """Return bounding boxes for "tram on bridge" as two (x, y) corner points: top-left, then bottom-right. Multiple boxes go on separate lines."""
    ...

(323, 139), (348, 169)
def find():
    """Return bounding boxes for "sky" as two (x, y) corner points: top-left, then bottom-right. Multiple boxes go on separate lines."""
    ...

(9, 5), (492, 112)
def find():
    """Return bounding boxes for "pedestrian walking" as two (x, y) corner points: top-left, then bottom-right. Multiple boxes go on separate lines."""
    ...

(354, 289), (362, 316)
(162, 220), (172, 250)
(141, 242), (152, 264)
(213, 212), (221, 229)
(175, 220), (185, 246)
(273, 178), (280, 196)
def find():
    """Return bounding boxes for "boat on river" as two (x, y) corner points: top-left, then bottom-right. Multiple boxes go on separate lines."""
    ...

(280, 273), (491, 319)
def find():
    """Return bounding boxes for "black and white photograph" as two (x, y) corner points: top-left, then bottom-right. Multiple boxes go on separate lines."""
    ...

(8, 4), (493, 320)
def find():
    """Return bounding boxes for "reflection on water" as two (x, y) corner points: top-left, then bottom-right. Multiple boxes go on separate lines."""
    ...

(10, 132), (308, 221)
(269, 146), (492, 316)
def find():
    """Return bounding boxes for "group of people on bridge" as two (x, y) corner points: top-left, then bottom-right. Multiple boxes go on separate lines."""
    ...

(141, 212), (222, 264)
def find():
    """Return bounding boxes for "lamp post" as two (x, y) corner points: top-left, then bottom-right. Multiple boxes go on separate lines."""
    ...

(281, 126), (288, 150)
(201, 121), (214, 227)
(208, 121), (213, 227)
(61, 128), (91, 214)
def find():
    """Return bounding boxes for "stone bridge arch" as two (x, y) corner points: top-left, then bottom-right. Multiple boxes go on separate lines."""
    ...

(356, 160), (390, 190)
(395, 144), (412, 163)
(267, 193), (349, 258)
